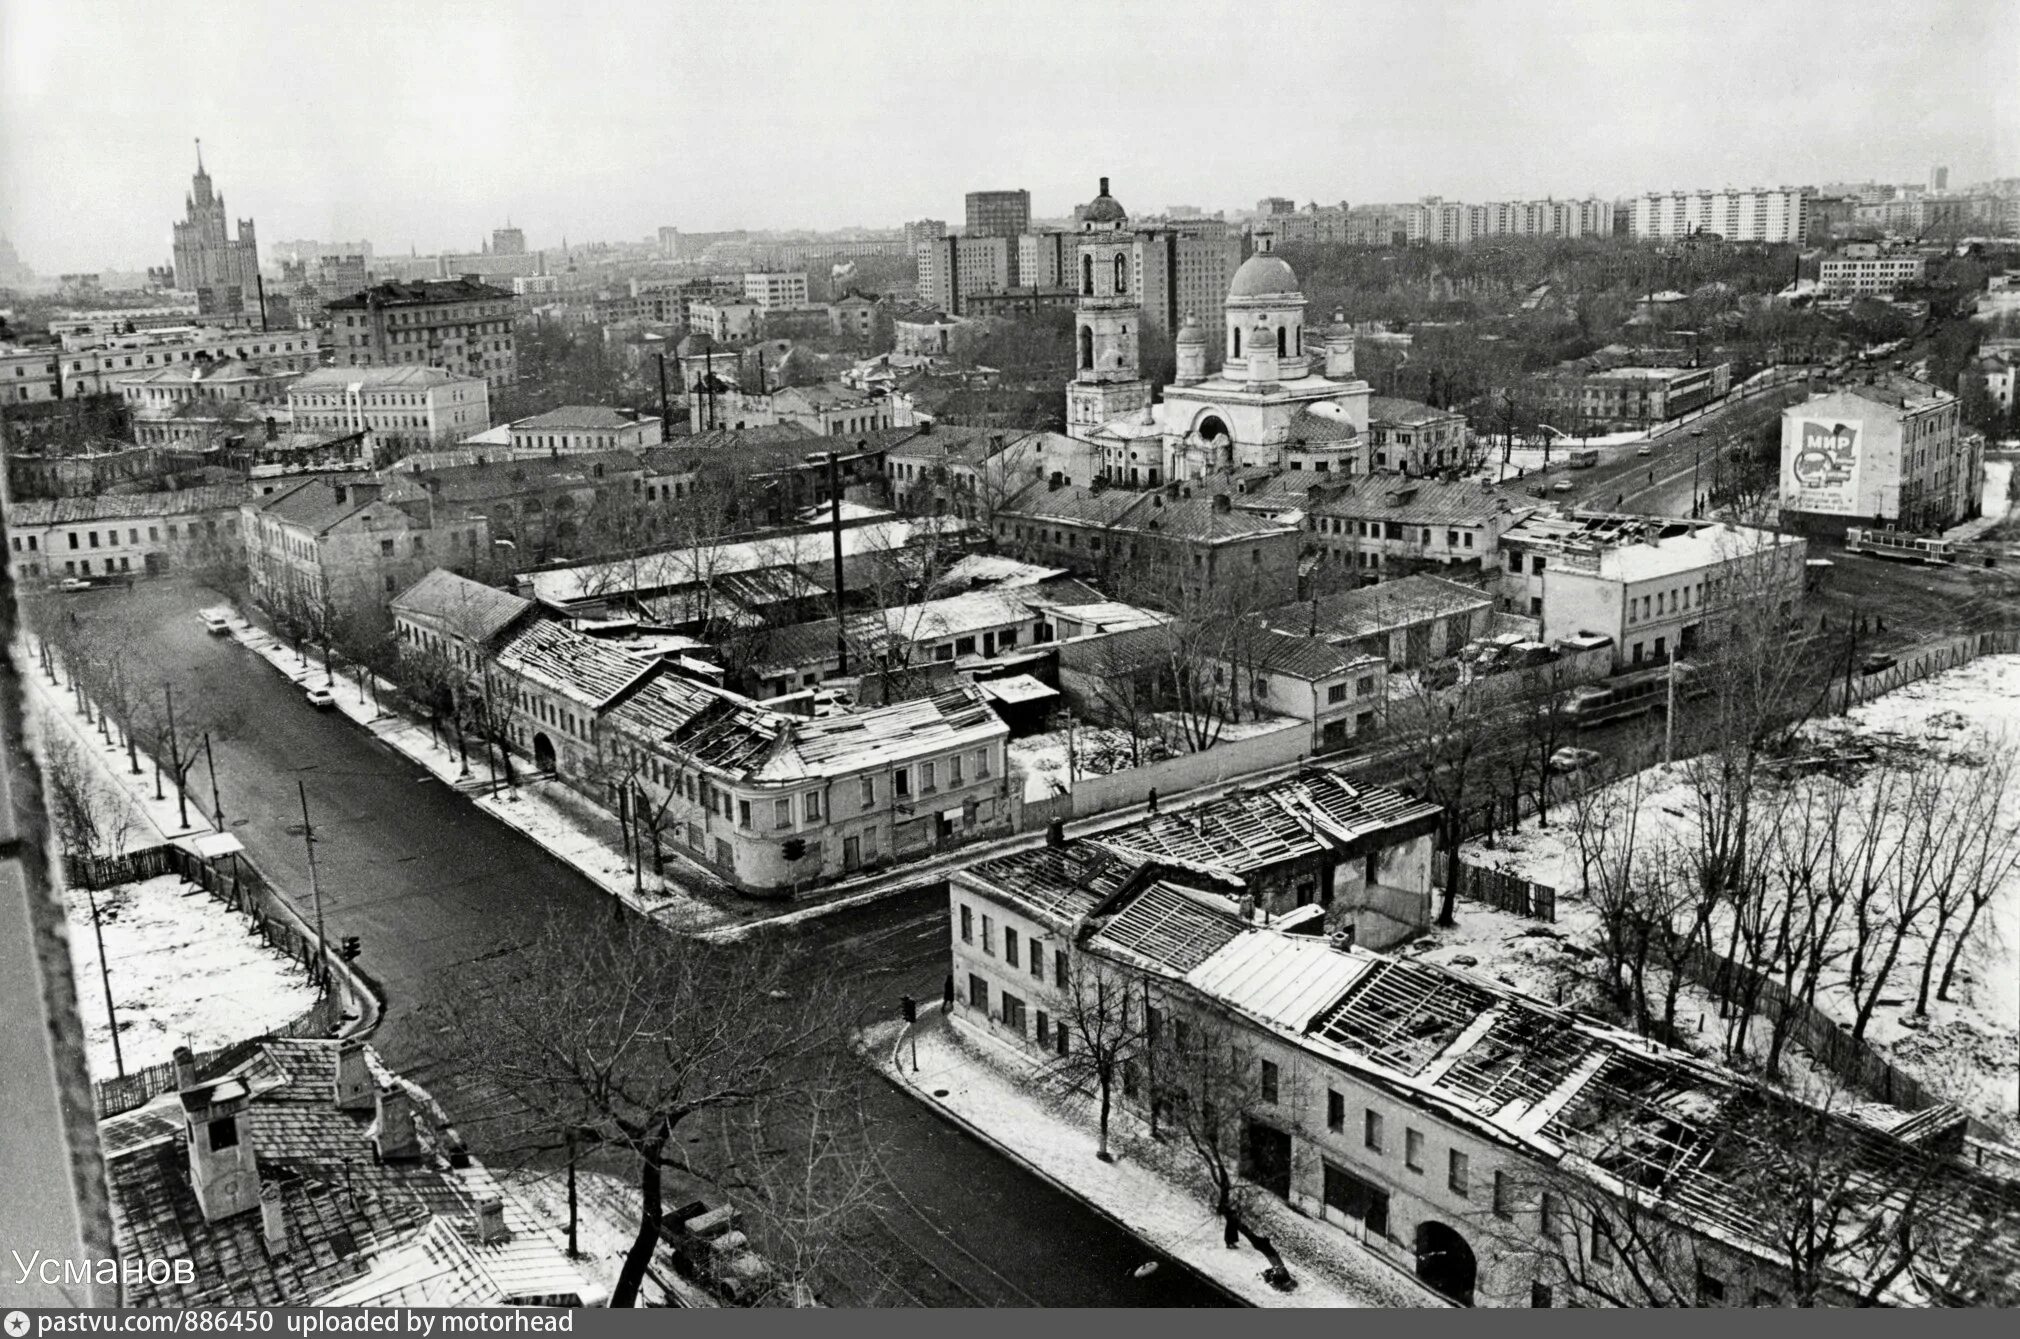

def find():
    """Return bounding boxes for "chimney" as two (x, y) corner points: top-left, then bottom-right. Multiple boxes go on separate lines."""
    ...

(1048, 473), (1063, 491)
(1045, 817), (1066, 847)
(1213, 493), (1232, 513)
(369, 1084), (423, 1161)
(1237, 893), (1257, 922)
(260, 1181), (288, 1255)
(335, 1039), (375, 1112)
(1099, 176), (1110, 197)
(474, 1196), (509, 1245)
(332, 483), (348, 505)
(174, 1044), (197, 1090)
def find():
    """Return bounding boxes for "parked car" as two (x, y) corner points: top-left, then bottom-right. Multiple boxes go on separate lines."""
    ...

(1551, 480), (1575, 494)
(1636, 445), (1654, 457)
(58, 577), (92, 593)
(304, 684), (337, 710)
(201, 610), (233, 635)
(1860, 653), (1898, 676)
(1548, 746), (1604, 774)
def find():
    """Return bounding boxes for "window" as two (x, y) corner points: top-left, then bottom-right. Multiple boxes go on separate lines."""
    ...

(919, 760), (936, 793)
(1260, 1060), (1279, 1104)
(1327, 683), (1347, 704)
(1321, 1163), (1390, 1236)
(804, 791), (821, 822)
(1493, 1170), (1513, 1218)
(968, 974), (989, 1011)
(1035, 1011), (1050, 1048)
(1448, 1149), (1469, 1196)
(949, 753), (963, 786)
(1695, 1268), (1725, 1304)
(1541, 1192), (1562, 1236)
(1054, 948), (1067, 988)
(1004, 927), (1020, 968)
(976, 748), (992, 778)
(380, 539), (395, 556)
(981, 915), (995, 956)
(1405, 1128), (1425, 1172)
(1030, 942), (1044, 979)
(959, 905), (973, 943)
(209, 1116), (239, 1150)
(1001, 992), (1026, 1033)
(860, 775), (876, 807)
(1363, 1109), (1383, 1152)
(773, 799), (793, 828)
(1591, 1213), (1613, 1263)
(738, 800), (752, 828)
(1326, 1089), (1344, 1133)
(894, 767), (910, 798)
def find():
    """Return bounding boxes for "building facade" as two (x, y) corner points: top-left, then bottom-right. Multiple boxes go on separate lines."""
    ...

(965, 190), (1032, 241)
(1778, 378), (1976, 536)
(742, 272), (811, 311)
(6, 484), (249, 582)
(1629, 187), (1811, 243)
(1818, 253), (1927, 297)
(57, 326), (320, 397)
(287, 366), (491, 450)
(507, 406), (658, 453)
(243, 477), (491, 623)
(0, 344), (60, 404)
(326, 278), (517, 388)
(916, 235), (1013, 314)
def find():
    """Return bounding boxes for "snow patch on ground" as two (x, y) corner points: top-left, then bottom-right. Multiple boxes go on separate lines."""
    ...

(1452, 655), (2020, 1133)
(867, 1012), (1440, 1309)
(502, 1169), (716, 1309)
(65, 873), (319, 1077)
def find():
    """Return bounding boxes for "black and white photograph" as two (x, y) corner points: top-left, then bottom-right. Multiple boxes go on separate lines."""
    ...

(1, 0), (2017, 1314)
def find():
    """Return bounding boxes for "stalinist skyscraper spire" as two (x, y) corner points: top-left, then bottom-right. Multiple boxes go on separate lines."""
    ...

(171, 139), (260, 320)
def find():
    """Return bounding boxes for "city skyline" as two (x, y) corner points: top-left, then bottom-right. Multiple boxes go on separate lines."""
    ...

(2, 0), (2016, 273)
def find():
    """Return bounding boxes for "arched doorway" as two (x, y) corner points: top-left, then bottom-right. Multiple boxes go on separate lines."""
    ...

(1197, 415), (1233, 469)
(532, 733), (557, 773)
(1414, 1221), (1476, 1306)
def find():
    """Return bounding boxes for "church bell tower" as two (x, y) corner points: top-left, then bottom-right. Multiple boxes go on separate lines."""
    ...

(1065, 177), (1153, 441)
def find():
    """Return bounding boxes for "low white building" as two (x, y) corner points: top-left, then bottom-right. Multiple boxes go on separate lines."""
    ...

(56, 325), (321, 396)
(742, 272), (809, 311)
(507, 405), (659, 453)
(288, 365), (491, 450)
(6, 484), (249, 582)
(0, 344), (60, 405)
(1818, 253), (1926, 298)
(1498, 513), (1807, 668)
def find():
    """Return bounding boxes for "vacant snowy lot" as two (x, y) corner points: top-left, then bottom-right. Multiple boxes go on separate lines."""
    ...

(1454, 655), (2020, 1132)
(66, 873), (319, 1076)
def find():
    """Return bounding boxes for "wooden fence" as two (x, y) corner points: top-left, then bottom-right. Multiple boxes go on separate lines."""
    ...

(1820, 628), (2020, 715)
(1439, 861), (1557, 923)
(63, 845), (176, 891)
(87, 843), (344, 1119)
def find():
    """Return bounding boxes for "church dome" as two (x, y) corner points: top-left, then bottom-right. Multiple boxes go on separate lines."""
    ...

(1176, 315), (1205, 345)
(1081, 176), (1128, 225)
(1228, 252), (1301, 300)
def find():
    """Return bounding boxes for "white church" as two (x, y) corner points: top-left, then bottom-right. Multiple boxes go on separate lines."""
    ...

(1064, 179), (1376, 487)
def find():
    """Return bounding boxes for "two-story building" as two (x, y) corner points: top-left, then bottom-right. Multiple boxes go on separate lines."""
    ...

(948, 834), (2013, 1308)
(507, 406), (659, 454)
(1261, 574), (1496, 672)
(243, 477), (492, 629)
(1291, 473), (1536, 585)
(6, 483), (249, 582)
(1367, 397), (1470, 474)
(1496, 513), (1807, 667)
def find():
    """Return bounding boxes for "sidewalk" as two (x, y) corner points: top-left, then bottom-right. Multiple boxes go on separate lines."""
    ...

(866, 1012), (1441, 1309)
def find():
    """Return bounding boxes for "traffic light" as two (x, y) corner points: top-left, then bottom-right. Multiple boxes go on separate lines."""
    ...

(339, 936), (362, 962)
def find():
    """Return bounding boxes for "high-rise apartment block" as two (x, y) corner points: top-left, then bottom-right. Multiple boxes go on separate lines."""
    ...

(916, 235), (1013, 315)
(326, 277), (517, 388)
(170, 142), (260, 320)
(965, 190), (1031, 239)
(490, 226), (526, 256)
(1629, 187), (1811, 243)
(742, 272), (810, 310)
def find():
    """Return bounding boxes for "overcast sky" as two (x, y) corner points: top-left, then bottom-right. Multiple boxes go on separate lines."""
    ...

(3, 0), (2015, 272)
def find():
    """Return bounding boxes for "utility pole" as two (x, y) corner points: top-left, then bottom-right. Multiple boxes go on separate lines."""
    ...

(86, 883), (122, 1077)
(1663, 652), (1677, 766)
(297, 781), (331, 989)
(164, 682), (189, 830)
(204, 731), (224, 830)
(829, 453), (848, 675)
(654, 352), (672, 443)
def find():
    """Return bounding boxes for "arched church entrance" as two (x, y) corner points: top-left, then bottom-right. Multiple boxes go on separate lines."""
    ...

(532, 733), (557, 773)
(1197, 415), (1233, 468)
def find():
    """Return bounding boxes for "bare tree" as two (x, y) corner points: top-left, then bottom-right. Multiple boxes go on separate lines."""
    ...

(444, 914), (885, 1308)
(1147, 1011), (1297, 1290)
(139, 679), (239, 831)
(1037, 955), (1144, 1162)
(1389, 669), (1509, 925)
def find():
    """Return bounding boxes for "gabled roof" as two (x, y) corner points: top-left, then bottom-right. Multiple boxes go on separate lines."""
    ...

(289, 365), (481, 393)
(511, 405), (648, 432)
(1306, 471), (1531, 526)
(242, 477), (385, 534)
(493, 617), (659, 709)
(959, 844), (1146, 924)
(325, 278), (513, 309)
(1263, 574), (1494, 641)
(389, 569), (532, 643)
(6, 483), (249, 526)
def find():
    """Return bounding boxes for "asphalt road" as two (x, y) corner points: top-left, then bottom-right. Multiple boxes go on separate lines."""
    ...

(70, 576), (1229, 1308)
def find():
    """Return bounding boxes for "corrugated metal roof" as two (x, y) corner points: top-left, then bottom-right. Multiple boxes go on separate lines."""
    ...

(1187, 930), (1372, 1032)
